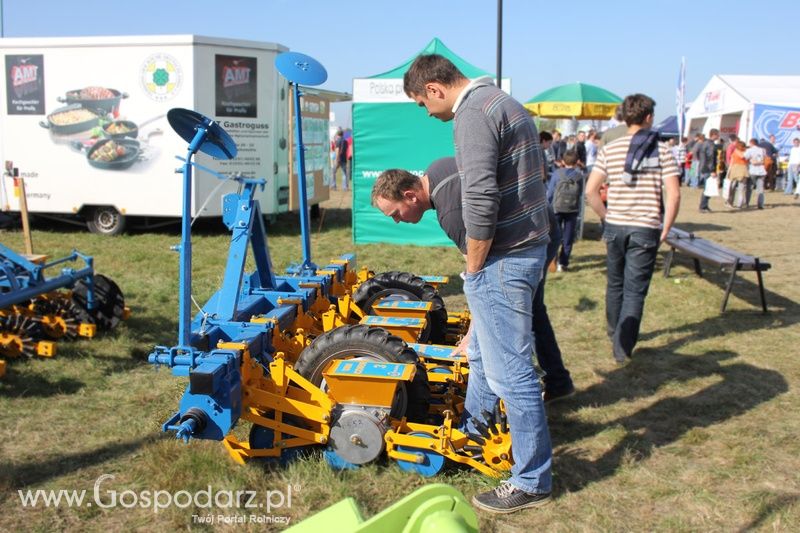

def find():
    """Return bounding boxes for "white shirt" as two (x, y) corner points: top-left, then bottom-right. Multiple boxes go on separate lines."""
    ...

(744, 146), (767, 176)
(789, 144), (800, 165)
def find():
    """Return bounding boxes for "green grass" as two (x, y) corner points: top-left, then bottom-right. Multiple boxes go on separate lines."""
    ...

(1, 188), (799, 532)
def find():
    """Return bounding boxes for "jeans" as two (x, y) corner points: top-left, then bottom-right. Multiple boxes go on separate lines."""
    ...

(331, 159), (349, 189)
(554, 212), (578, 267)
(535, 225), (572, 393)
(688, 162), (699, 188)
(698, 172), (712, 210)
(463, 244), (552, 494)
(603, 224), (660, 359)
(787, 164), (799, 194)
(751, 175), (765, 208)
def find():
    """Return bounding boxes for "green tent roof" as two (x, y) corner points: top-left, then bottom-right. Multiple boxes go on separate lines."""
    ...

(370, 37), (494, 79)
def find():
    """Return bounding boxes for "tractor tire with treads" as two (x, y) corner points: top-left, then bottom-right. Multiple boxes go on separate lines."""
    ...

(352, 271), (447, 344)
(293, 324), (430, 422)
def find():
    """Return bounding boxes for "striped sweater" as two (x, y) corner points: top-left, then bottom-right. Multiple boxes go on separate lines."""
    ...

(453, 82), (550, 253)
(594, 134), (680, 229)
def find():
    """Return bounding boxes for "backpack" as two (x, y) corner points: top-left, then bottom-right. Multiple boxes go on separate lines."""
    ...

(553, 169), (582, 213)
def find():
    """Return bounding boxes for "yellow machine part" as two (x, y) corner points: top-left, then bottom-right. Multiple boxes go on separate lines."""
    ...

(386, 414), (512, 478)
(0, 331), (56, 359)
(322, 359), (415, 408)
(220, 343), (336, 465)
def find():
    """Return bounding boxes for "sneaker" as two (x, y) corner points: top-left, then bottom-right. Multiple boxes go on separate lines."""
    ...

(543, 383), (576, 404)
(556, 264), (564, 272)
(612, 342), (630, 365)
(699, 207), (712, 213)
(472, 481), (552, 514)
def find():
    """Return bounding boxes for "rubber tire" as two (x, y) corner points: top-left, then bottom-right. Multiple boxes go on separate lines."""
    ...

(72, 274), (126, 331)
(352, 271), (447, 344)
(86, 206), (126, 236)
(294, 324), (430, 422)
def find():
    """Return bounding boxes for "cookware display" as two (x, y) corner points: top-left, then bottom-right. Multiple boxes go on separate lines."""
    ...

(57, 86), (129, 117)
(72, 138), (141, 171)
(39, 104), (103, 135)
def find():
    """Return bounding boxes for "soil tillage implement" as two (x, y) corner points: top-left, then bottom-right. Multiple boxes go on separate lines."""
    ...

(0, 243), (127, 376)
(148, 52), (510, 478)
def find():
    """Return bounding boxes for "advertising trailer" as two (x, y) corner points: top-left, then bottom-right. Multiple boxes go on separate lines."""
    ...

(0, 34), (331, 235)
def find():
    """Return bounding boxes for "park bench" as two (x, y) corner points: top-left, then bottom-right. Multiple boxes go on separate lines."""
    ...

(662, 227), (770, 312)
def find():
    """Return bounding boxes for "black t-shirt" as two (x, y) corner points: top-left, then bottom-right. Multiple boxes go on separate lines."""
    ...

(425, 157), (559, 256)
(426, 157), (467, 253)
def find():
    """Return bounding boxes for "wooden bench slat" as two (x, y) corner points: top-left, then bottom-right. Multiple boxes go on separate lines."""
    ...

(663, 227), (769, 312)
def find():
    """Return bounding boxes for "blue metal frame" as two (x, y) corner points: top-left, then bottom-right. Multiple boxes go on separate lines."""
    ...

(290, 81), (317, 276)
(0, 243), (96, 310)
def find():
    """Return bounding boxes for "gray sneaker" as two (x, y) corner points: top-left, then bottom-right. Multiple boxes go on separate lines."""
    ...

(472, 481), (552, 514)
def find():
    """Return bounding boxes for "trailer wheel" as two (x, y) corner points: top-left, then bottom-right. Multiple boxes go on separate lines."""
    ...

(86, 206), (126, 236)
(352, 271), (447, 344)
(294, 324), (430, 422)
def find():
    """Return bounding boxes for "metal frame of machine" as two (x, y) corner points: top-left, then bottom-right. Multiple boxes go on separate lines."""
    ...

(148, 52), (514, 479)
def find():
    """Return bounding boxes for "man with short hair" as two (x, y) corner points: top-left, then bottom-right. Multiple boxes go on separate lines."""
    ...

(331, 128), (349, 190)
(760, 136), (778, 190)
(402, 53), (553, 513)
(575, 130), (588, 168)
(745, 138), (767, 209)
(372, 158), (575, 403)
(698, 129), (719, 212)
(585, 94), (681, 364)
(551, 130), (566, 166)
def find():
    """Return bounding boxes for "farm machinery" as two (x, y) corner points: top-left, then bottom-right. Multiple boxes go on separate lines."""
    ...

(0, 243), (127, 377)
(149, 52), (513, 479)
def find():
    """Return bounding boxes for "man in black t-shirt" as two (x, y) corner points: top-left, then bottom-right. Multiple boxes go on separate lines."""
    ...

(372, 158), (574, 402)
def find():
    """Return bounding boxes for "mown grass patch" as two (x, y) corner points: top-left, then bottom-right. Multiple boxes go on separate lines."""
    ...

(1, 188), (798, 532)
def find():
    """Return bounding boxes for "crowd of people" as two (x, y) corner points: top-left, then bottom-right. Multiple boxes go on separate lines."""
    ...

(369, 53), (682, 515)
(667, 130), (799, 212)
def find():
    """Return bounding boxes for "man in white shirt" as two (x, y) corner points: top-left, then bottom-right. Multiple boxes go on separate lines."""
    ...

(786, 137), (800, 195)
(744, 138), (767, 209)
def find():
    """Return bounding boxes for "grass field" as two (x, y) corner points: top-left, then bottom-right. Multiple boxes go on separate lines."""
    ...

(1, 187), (799, 532)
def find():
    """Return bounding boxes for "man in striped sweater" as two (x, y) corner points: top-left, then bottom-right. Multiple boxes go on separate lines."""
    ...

(404, 54), (552, 514)
(585, 94), (681, 364)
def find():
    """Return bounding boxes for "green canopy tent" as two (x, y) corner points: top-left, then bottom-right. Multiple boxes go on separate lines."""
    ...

(351, 38), (508, 246)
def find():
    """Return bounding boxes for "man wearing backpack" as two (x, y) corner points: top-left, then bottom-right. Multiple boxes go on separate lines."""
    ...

(546, 149), (584, 271)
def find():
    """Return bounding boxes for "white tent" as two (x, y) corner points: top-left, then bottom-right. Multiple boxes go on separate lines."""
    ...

(685, 75), (800, 154)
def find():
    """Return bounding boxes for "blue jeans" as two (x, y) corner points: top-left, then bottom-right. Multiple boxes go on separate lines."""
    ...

(463, 244), (552, 494)
(535, 223), (572, 393)
(786, 164), (799, 194)
(554, 212), (578, 267)
(698, 172), (712, 210)
(331, 159), (349, 189)
(603, 224), (660, 358)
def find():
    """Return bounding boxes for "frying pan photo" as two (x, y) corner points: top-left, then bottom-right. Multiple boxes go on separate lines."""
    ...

(102, 120), (138, 140)
(72, 138), (141, 171)
(39, 104), (103, 135)
(58, 87), (129, 116)
(101, 114), (166, 140)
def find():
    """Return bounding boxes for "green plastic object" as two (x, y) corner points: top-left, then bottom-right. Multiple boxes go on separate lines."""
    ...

(286, 483), (478, 533)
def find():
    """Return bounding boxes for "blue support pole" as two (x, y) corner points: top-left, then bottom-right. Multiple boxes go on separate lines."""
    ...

(177, 125), (210, 348)
(291, 82), (317, 276)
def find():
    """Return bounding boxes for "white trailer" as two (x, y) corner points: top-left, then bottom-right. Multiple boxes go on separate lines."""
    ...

(1, 34), (332, 235)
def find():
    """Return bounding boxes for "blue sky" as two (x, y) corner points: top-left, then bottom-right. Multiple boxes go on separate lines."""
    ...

(3, 0), (798, 126)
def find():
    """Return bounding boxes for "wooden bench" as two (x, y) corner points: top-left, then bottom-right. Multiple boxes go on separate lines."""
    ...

(663, 227), (770, 312)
